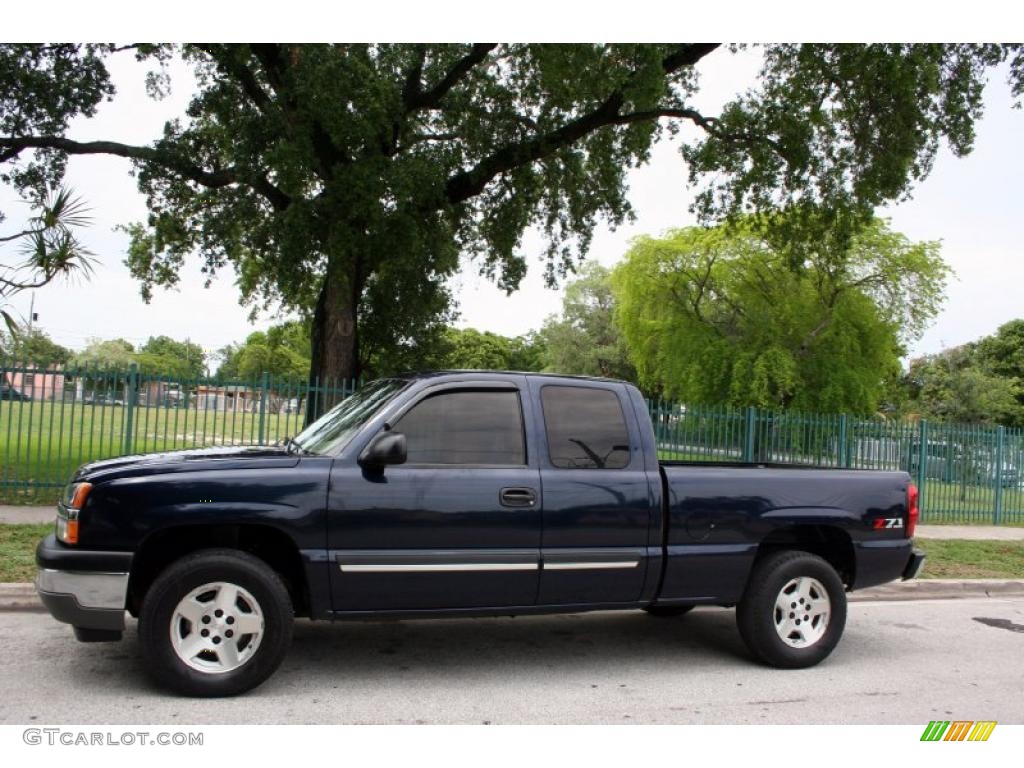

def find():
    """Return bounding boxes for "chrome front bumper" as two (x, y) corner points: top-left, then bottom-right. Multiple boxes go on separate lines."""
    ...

(36, 568), (129, 610)
(35, 568), (129, 632)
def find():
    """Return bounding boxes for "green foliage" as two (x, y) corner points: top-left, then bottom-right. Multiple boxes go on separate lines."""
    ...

(905, 321), (1024, 426)
(135, 335), (205, 379)
(434, 327), (546, 372)
(908, 351), (1020, 425)
(216, 319), (310, 380)
(0, 325), (71, 367)
(3, 44), (1019, 386)
(612, 218), (948, 414)
(0, 45), (115, 194)
(0, 523), (54, 582)
(683, 44), (1023, 253)
(974, 319), (1024, 383)
(538, 262), (636, 380)
(70, 338), (135, 369)
(1, 187), (94, 335)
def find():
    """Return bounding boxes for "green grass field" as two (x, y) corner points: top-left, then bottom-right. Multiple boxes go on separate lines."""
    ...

(0, 400), (310, 503)
(0, 523), (51, 582)
(915, 539), (1024, 579)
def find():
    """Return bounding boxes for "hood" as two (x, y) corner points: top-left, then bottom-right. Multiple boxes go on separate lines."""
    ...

(75, 445), (301, 483)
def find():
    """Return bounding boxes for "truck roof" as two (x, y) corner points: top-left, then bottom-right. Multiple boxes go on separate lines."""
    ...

(393, 369), (631, 386)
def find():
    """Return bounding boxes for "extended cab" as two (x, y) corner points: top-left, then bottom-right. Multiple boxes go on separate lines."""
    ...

(36, 372), (924, 696)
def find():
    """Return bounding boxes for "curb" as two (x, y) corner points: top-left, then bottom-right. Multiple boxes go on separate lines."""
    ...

(849, 579), (1024, 602)
(0, 583), (45, 612)
(1, 580), (1023, 612)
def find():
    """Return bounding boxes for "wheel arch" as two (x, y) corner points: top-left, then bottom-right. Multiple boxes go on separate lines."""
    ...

(754, 523), (856, 588)
(127, 523), (310, 618)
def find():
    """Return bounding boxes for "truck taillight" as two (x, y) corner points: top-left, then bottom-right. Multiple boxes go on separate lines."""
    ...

(907, 482), (919, 538)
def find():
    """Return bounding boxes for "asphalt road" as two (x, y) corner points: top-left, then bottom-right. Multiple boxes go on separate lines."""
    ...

(1, 598), (1021, 725)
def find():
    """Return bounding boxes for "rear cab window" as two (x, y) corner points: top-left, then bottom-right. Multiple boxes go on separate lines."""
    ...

(540, 385), (632, 469)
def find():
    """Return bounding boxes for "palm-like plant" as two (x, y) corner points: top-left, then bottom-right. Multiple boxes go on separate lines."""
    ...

(0, 187), (95, 335)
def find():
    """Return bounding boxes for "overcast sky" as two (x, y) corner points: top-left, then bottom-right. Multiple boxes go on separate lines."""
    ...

(2, 46), (1022, 364)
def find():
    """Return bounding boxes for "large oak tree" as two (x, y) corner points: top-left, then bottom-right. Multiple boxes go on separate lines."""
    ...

(1, 44), (1021, 418)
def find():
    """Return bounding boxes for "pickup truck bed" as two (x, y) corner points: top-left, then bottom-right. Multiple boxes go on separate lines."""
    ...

(36, 371), (923, 696)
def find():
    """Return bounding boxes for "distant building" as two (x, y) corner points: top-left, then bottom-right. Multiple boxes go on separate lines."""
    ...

(194, 384), (255, 412)
(3, 366), (66, 401)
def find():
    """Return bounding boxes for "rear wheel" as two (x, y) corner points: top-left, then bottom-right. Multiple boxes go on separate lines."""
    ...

(139, 549), (293, 697)
(643, 605), (695, 617)
(737, 550), (846, 668)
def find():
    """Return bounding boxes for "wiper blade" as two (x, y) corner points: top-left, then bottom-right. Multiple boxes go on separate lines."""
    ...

(285, 437), (319, 457)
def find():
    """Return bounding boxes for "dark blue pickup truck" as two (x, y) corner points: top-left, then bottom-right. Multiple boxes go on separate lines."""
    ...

(36, 371), (924, 696)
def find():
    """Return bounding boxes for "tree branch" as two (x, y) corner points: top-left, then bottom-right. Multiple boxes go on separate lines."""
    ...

(199, 45), (272, 112)
(0, 228), (42, 245)
(0, 135), (291, 211)
(0, 135), (237, 187)
(444, 43), (720, 205)
(797, 314), (832, 356)
(250, 43), (348, 178)
(396, 132), (460, 153)
(401, 45), (428, 108)
(408, 44), (497, 110)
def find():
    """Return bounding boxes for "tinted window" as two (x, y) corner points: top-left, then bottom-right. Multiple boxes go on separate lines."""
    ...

(396, 390), (525, 465)
(541, 386), (631, 469)
(293, 378), (408, 455)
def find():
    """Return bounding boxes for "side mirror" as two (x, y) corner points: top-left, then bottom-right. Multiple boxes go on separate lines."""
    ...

(358, 431), (407, 469)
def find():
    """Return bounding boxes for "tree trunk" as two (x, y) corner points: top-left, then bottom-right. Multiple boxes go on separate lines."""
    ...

(305, 271), (360, 425)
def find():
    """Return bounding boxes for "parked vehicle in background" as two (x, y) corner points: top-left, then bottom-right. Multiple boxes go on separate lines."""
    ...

(0, 382), (31, 401)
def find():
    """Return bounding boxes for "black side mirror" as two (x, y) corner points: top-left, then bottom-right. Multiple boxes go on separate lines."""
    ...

(358, 431), (407, 469)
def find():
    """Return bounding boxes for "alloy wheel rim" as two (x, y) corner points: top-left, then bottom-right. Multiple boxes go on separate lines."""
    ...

(773, 576), (830, 649)
(169, 581), (265, 674)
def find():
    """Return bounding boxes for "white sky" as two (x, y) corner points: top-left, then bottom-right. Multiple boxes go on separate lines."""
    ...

(2, 46), (1022, 363)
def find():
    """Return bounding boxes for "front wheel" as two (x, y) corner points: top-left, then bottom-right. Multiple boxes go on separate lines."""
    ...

(139, 549), (294, 697)
(736, 550), (847, 669)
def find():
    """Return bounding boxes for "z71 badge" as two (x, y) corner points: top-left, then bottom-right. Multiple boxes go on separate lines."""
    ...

(873, 517), (904, 530)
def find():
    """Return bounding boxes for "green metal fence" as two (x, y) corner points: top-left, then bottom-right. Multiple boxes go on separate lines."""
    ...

(650, 399), (1024, 525)
(1, 361), (355, 503)
(2, 360), (1022, 524)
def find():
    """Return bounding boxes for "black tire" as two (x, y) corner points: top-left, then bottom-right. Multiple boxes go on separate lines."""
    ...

(643, 605), (695, 617)
(139, 549), (293, 697)
(736, 550), (846, 669)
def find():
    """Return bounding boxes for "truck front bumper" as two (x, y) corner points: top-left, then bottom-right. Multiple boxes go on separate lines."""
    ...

(902, 548), (926, 580)
(35, 534), (132, 638)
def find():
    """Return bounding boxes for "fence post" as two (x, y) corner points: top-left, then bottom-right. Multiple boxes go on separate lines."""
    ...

(258, 371), (269, 445)
(917, 419), (929, 520)
(743, 406), (756, 463)
(838, 413), (849, 467)
(994, 425), (1005, 525)
(123, 363), (138, 456)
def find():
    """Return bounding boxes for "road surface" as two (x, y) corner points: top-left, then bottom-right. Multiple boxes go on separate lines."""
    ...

(0, 598), (1021, 724)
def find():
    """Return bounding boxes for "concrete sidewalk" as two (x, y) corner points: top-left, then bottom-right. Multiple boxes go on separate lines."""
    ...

(916, 524), (1024, 541)
(2, 504), (1023, 539)
(0, 505), (54, 525)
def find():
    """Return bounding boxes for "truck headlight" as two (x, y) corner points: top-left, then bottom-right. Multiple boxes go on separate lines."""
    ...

(56, 482), (91, 544)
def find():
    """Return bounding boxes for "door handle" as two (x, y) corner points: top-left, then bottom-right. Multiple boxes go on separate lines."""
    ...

(500, 487), (537, 508)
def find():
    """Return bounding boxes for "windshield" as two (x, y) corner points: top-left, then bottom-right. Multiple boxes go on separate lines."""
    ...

(291, 378), (408, 456)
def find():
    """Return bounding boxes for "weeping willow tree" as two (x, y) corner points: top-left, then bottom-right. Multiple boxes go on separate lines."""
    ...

(612, 218), (949, 415)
